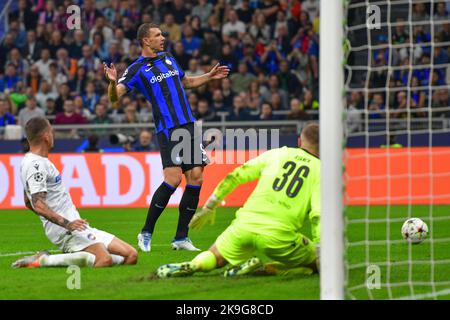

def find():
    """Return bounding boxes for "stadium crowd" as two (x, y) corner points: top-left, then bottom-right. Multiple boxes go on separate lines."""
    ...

(346, 2), (450, 133)
(0, 0), (320, 143)
(0, 0), (449, 143)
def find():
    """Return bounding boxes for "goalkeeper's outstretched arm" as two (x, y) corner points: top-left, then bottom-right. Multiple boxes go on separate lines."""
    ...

(189, 151), (273, 230)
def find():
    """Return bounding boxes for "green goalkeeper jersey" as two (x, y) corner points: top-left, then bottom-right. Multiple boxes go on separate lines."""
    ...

(213, 147), (321, 244)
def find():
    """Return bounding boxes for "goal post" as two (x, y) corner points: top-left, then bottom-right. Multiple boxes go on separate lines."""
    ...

(319, 0), (345, 300)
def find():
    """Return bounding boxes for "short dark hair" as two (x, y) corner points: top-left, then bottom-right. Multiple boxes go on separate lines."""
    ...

(25, 117), (50, 144)
(137, 23), (160, 46)
(302, 122), (319, 147)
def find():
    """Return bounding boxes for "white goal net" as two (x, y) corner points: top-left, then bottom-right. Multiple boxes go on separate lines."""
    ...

(343, 0), (450, 299)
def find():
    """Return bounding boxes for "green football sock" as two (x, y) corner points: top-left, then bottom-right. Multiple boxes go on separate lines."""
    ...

(192, 251), (217, 272)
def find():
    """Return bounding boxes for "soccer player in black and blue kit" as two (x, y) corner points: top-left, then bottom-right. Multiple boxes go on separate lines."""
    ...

(104, 23), (229, 252)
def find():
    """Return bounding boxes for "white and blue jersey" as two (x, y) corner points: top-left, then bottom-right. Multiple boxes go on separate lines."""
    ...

(118, 52), (196, 133)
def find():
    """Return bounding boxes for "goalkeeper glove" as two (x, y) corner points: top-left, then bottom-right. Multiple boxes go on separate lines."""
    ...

(188, 194), (221, 231)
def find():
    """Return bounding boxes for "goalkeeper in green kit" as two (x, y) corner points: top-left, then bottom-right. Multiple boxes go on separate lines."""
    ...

(156, 123), (321, 278)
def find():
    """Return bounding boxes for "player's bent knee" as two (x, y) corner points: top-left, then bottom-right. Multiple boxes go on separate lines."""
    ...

(125, 248), (138, 265)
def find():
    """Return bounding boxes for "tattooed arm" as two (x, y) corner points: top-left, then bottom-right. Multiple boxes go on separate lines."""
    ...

(30, 192), (87, 231)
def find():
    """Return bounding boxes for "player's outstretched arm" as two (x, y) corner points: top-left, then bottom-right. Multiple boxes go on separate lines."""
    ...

(30, 192), (87, 232)
(190, 151), (272, 231)
(182, 63), (230, 89)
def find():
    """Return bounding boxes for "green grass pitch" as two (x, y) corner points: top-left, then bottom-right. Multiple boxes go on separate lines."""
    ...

(0, 206), (449, 300)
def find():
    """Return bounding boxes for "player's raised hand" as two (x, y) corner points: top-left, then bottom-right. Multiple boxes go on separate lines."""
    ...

(189, 207), (216, 231)
(208, 63), (230, 80)
(104, 62), (117, 82)
(67, 219), (88, 232)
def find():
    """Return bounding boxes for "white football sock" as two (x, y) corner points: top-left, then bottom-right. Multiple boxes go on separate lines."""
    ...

(40, 252), (96, 268)
(111, 254), (125, 266)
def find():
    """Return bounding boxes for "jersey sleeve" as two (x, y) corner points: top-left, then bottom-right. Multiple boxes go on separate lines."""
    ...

(25, 160), (48, 195)
(213, 149), (278, 200)
(118, 63), (141, 92)
(309, 174), (321, 244)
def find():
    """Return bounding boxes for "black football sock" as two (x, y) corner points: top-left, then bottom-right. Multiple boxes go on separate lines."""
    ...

(175, 184), (201, 240)
(141, 182), (176, 234)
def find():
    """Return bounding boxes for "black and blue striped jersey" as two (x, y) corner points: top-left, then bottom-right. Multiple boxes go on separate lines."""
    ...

(118, 52), (196, 133)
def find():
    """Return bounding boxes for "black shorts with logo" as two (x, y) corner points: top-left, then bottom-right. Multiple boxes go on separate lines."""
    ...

(156, 122), (209, 172)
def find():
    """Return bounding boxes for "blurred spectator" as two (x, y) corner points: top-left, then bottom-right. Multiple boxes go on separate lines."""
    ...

(69, 66), (88, 96)
(192, 0), (214, 27)
(21, 30), (44, 64)
(182, 25), (202, 57)
(249, 12), (271, 46)
(222, 9), (246, 42)
(9, 81), (28, 112)
(220, 43), (239, 72)
(259, 0), (279, 25)
(146, 0), (169, 25)
(55, 83), (72, 112)
(412, 3), (430, 22)
(83, 81), (101, 113)
(122, 104), (141, 124)
(277, 60), (302, 98)
(260, 40), (284, 74)
(82, 0), (103, 31)
(89, 16), (114, 45)
(392, 18), (409, 44)
(74, 96), (92, 120)
(199, 29), (221, 61)
(368, 93), (386, 120)
(168, 0), (190, 25)
(348, 91), (365, 110)
(302, 0), (320, 21)
(8, 0), (38, 31)
(211, 89), (227, 112)
(83, 134), (103, 153)
(7, 48), (30, 77)
(18, 96), (45, 127)
(48, 62), (68, 94)
(68, 30), (87, 60)
(172, 41), (191, 70)
(236, 0), (253, 24)
(0, 64), (21, 93)
(0, 34), (17, 71)
(262, 75), (288, 109)
(287, 98), (311, 121)
(300, 89), (319, 115)
(36, 80), (57, 109)
(185, 59), (203, 78)
(8, 20), (27, 48)
(432, 89), (450, 118)
(35, 48), (54, 79)
(48, 30), (67, 59)
(45, 98), (57, 119)
(221, 78), (235, 108)
(91, 104), (112, 125)
(56, 48), (77, 80)
(160, 14), (181, 43)
(78, 45), (101, 73)
(0, 99), (16, 127)
(195, 99), (217, 122)
(131, 130), (158, 152)
(55, 99), (87, 125)
(230, 62), (257, 93)
(259, 103), (279, 120)
(247, 81), (263, 111)
(91, 32), (109, 61)
(227, 95), (253, 121)
(114, 28), (131, 56)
